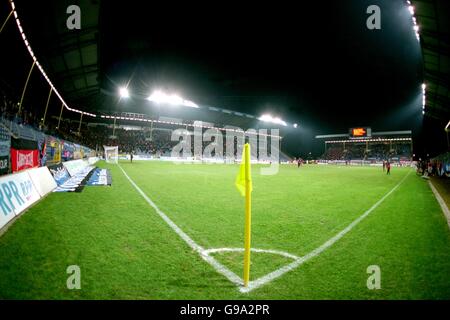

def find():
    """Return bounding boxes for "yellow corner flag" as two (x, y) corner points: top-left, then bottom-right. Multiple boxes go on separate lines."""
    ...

(235, 143), (252, 287)
(235, 144), (253, 196)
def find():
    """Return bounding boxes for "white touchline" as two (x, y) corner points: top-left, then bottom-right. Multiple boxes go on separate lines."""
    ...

(118, 163), (412, 294)
(118, 164), (243, 286)
(240, 169), (413, 293)
(428, 181), (450, 229)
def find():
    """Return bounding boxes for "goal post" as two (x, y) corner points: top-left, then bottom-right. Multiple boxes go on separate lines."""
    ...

(104, 146), (119, 164)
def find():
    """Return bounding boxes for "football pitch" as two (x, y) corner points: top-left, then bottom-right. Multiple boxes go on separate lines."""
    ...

(0, 161), (449, 299)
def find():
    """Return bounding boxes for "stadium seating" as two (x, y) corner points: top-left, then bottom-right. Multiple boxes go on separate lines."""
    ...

(321, 142), (412, 162)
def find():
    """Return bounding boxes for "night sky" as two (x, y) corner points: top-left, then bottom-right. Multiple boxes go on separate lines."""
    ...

(100, 0), (423, 125)
(1, 0), (440, 157)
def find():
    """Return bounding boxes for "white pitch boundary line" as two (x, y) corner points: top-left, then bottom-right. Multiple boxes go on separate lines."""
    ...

(119, 163), (412, 293)
(117, 164), (243, 286)
(428, 180), (450, 229)
(240, 169), (413, 293)
(203, 247), (300, 261)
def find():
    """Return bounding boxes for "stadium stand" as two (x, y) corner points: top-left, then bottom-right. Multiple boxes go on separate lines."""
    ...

(317, 130), (413, 164)
(1, 91), (96, 176)
(2, 85), (288, 176)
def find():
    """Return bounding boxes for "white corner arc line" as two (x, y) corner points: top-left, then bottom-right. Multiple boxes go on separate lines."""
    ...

(240, 170), (413, 293)
(428, 180), (450, 228)
(118, 164), (243, 286)
(203, 247), (300, 260)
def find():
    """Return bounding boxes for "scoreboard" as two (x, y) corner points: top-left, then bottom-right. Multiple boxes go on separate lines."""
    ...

(349, 127), (371, 139)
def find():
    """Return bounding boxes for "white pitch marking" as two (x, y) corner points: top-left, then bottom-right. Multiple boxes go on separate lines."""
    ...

(119, 163), (412, 293)
(118, 164), (243, 286)
(203, 247), (299, 260)
(240, 169), (413, 293)
(428, 180), (450, 228)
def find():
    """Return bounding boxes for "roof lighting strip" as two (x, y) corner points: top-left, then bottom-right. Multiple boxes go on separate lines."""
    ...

(406, 0), (420, 42)
(9, 0), (96, 117)
(99, 115), (282, 138)
(325, 138), (412, 144)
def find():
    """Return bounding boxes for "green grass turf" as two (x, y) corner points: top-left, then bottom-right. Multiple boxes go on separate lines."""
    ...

(0, 161), (449, 299)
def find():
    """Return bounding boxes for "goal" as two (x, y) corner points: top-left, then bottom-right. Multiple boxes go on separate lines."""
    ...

(104, 146), (118, 164)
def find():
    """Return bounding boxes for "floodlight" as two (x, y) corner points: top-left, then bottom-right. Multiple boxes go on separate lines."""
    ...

(147, 90), (199, 108)
(147, 90), (165, 103)
(258, 114), (272, 122)
(166, 94), (183, 105)
(119, 87), (129, 98)
(258, 114), (287, 126)
(293, 123), (298, 128)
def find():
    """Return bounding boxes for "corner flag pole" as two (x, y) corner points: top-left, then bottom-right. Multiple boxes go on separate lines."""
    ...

(243, 143), (252, 287)
(235, 143), (253, 287)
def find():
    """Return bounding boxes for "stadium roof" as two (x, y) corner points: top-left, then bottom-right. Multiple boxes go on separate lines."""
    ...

(413, 0), (449, 120)
(11, 0), (101, 112)
(5, 0), (291, 130)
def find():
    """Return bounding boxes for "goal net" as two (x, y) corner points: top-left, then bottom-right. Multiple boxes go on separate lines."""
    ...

(104, 146), (118, 164)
